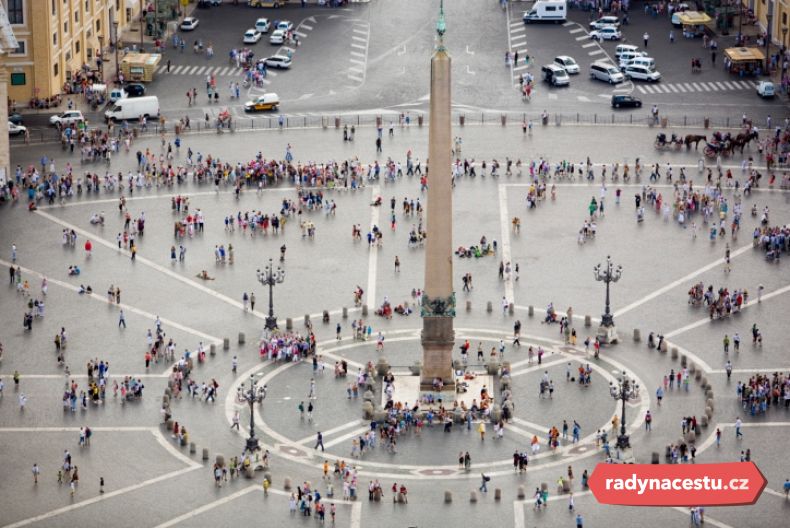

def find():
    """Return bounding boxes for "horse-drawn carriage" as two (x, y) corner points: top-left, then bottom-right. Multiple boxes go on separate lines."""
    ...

(654, 133), (683, 150)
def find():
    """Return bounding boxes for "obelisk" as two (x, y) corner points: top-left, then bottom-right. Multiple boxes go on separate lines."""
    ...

(420, 0), (455, 393)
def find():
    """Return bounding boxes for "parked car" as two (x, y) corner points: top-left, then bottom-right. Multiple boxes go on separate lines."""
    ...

(124, 83), (146, 97)
(589, 26), (621, 41)
(276, 20), (294, 32)
(244, 93), (280, 112)
(590, 15), (620, 29)
(197, 0), (222, 7)
(263, 55), (292, 69)
(243, 29), (262, 44)
(589, 62), (625, 84)
(615, 44), (641, 58)
(8, 122), (26, 136)
(611, 94), (642, 108)
(618, 51), (650, 69)
(255, 18), (270, 33)
(49, 110), (85, 128)
(670, 3), (691, 26)
(541, 64), (570, 86)
(756, 80), (775, 98)
(8, 112), (23, 125)
(623, 64), (661, 81)
(553, 55), (579, 74)
(180, 17), (199, 31)
(269, 29), (286, 44)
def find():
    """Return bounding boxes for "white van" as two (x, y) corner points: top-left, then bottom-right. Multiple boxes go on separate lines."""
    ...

(523, 0), (567, 23)
(589, 62), (625, 84)
(624, 57), (656, 71)
(104, 96), (160, 122)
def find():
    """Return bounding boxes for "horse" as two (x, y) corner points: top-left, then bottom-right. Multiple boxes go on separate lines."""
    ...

(735, 130), (758, 146)
(685, 134), (706, 150)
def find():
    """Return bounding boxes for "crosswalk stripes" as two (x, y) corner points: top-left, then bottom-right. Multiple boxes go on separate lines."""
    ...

(636, 80), (756, 94)
(683, 82), (694, 91)
(350, 42), (365, 49)
(706, 82), (719, 91)
(675, 83), (687, 92)
(667, 84), (679, 93)
(691, 82), (703, 90)
(511, 26), (526, 34)
(510, 21), (524, 29)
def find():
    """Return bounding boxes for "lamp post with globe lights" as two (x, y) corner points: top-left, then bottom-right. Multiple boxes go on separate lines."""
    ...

(257, 259), (285, 331)
(237, 374), (267, 454)
(594, 255), (623, 344)
(609, 370), (639, 450)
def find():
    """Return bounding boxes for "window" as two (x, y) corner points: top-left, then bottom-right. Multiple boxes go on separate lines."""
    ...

(96, 19), (101, 32)
(10, 72), (26, 86)
(9, 40), (26, 55)
(7, 0), (24, 24)
(54, 63), (59, 76)
(64, 21), (69, 34)
(75, 41), (80, 53)
(75, 9), (79, 24)
(783, 13), (788, 25)
(53, 32), (58, 46)
(52, 0), (56, 16)
(65, 50), (71, 61)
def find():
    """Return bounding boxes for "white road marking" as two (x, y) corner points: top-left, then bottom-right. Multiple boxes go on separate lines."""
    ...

(575, 35), (590, 41)
(675, 83), (687, 92)
(349, 58), (365, 65)
(352, 35), (366, 42)
(466, 65), (476, 75)
(577, 95), (591, 102)
(588, 49), (605, 56)
(510, 21), (524, 29)
(301, 24), (314, 31)
(548, 93), (558, 100)
(513, 64), (529, 72)
(171, 65), (184, 74)
(667, 84), (679, 93)
(615, 242), (753, 318)
(33, 211), (266, 321)
(352, 27), (367, 35)
(509, 357), (568, 378)
(0, 257), (223, 346)
(295, 419), (364, 445)
(498, 185), (514, 305)
(707, 82), (720, 91)
(350, 51), (365, 58)
(665, 283), (790, 340)
(581, 42), (597, 48)
(322, 426), (370, 449)
(514, 501), (525, 528)
(366, 185), (380, 312)
(670, 507), (734, 528)
(563, 21), (574, 26)
(348, 74), (364, 82)
(153, 485), (259, 528)
(692, 82), (703, 90)
(569, 28), (584, 34)
(715, 81), (728, 90)
(295, 31), (308, 38)
(637, 86), (646, 94)
(683, 82), (694, 91)
(350, 501), (362, 528)
(350, 42), (366, 49)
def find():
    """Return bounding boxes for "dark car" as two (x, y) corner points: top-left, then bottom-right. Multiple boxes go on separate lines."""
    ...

(8, 113), (23, 125)
(197, 0), (221, 7)
(125, 83), (146, 97)
(611, 94), (642, 108)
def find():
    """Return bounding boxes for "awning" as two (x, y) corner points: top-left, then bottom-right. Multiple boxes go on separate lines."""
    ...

(677, 11), (712, 25)
(724, 47), (766, 62)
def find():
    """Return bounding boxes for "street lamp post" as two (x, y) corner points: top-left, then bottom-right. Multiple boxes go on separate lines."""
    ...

(765, 0), (774, 73)
(593, 255), (623, 344)
(609, 370), (639, 450)
(783, 26), (788, 49)
(236, 374), (267, 453)
(113, 21), (120, 85)
(257, 258), (285, 331)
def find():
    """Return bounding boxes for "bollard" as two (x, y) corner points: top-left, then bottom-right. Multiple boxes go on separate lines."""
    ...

(584, 315), (591, 327)
(700, 414), (709, 427)
(528, 305), (534, 317)
(470, 490), (477, 503)
(633, 329), (641, 342)
(705, 389), (714, 399)
(238, 332), (245, 345)
(706, 398), (714, 411)
(486, 301), (493, 313)
(418, 115), (424, 127)
(245, 466), (254, 479)
(688, 362), (696, 374)
(202, 448), (209, 461)
(705, 406), (713, 419)
(445, 490), (453, 503)
(517, 485), (525, 499)
(304, 315), (311, 327)
(189, 442), (196, 454)
(323, 310), (330, 323)
(223, 338), (230, 351)
(494, 488), (502, 501)
(343, 307), (348, 319)
(363, 390), (375, 402)
(466, 300), (472, 312)
(362, 401), (374, 419)
(362, 305), (369, 317)
(210, 344), (216, 356)
(686, 430), (696, 443)
(376, 358), (390, 376)
(166, 419), (174, 430)
(500, 114), (507, 126)
(284, 477), (292, 490)
(460, 115), (465, 126)
(286, 318), (293, 330)
(694, 370), (702, 381)
(508, 303), (514, 315)
(671, 347), (679, 359)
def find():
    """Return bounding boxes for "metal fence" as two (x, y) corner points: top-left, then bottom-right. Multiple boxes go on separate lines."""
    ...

(10, 111), (762, 146)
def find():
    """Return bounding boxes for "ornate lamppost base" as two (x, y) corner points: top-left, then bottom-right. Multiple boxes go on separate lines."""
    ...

(597, 324), (619, 345)
(245, 436), (260, 453)
(264, 317), (278, 331)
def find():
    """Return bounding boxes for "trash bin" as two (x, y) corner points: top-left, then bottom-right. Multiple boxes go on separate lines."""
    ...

(660, 117), (668, 128)
(417, 115), (423, 127)
(500, 114), (507, 126)
(334, 117), (340, 128)
(703, 117), (709, 129)
(459, 115), (465, 126)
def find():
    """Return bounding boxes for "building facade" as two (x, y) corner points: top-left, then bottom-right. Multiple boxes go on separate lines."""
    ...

(0, 0), (145, 103)
(745, 0), (790, 47)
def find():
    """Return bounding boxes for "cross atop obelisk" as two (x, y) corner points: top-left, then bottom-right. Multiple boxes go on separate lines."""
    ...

(420, 0), (455, 393)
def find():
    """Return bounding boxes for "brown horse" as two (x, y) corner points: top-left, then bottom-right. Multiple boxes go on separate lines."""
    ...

(685, 134), (706, 150)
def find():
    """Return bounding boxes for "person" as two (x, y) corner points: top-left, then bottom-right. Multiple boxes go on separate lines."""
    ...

(735, 417), (743, 438)
(315, 431), (324, 451)
(576, 513), (584, 527)
(32, 463), (40, 484)
(643, 32), (649, 47)
(479, 473), (489, 493)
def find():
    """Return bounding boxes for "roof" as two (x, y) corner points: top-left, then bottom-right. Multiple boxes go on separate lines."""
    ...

(120, 53), (162, 66)
(677, 11), (712, 25)
(724, 47), (766, 62)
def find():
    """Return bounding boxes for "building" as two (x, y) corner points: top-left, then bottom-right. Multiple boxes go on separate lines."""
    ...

(743, 0), (790, 47)
(0, 0), (146, 103)
(0, 3), (19, 184)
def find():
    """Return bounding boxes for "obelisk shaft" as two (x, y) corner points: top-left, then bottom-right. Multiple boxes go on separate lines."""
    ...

(420, 44), (455, 391)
